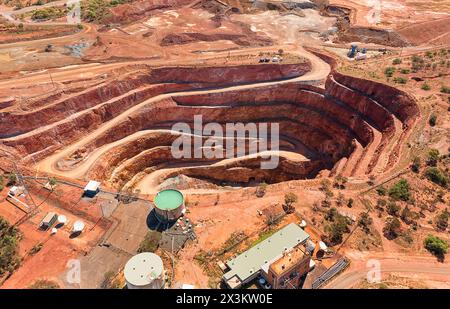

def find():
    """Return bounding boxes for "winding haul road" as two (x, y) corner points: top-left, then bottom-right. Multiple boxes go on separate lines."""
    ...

(29, 46), (330, 188)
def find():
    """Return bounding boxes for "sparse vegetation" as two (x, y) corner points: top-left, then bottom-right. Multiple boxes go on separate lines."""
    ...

(440, 86), (450, 94)
(255, 182), (267, 198)
(393, 77), (407, 84)
(421, 83), (431, 91)
(376, 186), (387, 196)
(435, 209), (449, 231)
(429, 114), (437, 126)
(28, 279), (60, 289)
(411, 156), (421, 173)
(387, 201), (401, 217)
(384, 67), (395, 77)
(383, 216), (402, 240)
(31, 7), (67, 21)
(325, 207), (351, 245)
(358, 212), (373, 234)
(283, 192), (298, 214)
(388, 179), (411, 202)
(425, 167), (448, 187)
(427, 149), (440, 167)
(0, 216), (21, 276)
(137, 230), (161, 253)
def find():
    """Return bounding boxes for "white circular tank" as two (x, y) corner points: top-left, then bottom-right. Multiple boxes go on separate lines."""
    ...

(72, 220), (85, 233)
(57, 215), (67, 225)
(124, 253), (165, 289)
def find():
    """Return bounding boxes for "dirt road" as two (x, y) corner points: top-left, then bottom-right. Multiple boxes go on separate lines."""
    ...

(31, 46), (329, 176)
(326, 253), (450, 288)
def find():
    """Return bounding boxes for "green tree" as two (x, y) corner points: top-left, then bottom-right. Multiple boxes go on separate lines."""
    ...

(424, 235), (448, 257)
(388, 179), (411, 201)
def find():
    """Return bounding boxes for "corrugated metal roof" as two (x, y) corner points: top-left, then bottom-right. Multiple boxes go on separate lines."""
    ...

(84, 180), (100, 192)
(223, 223), (310, 283)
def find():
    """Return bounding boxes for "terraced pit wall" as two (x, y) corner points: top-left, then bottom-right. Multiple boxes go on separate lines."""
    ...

(0, 59), (420, 188)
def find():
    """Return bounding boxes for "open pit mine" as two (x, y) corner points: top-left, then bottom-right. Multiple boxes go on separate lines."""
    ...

(0, 56), (419, 194)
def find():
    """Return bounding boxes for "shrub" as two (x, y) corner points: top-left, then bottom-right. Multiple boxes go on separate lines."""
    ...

(421, 83), (431, 91)
(411, 156), (421, 173)
(435, 210), (449, 231)
(384, 67), (395, 77)
(0, 216), (21, 276)
(393, 77), (407, 84)
(392, 58), (402, 65)
(400, 206), (414, 225)
(255, 182), (268, 198)
(325, 210), (350, 245)
(283, 192), (298, 213)
(137, 230), (161, 253)
(7, 173), (17, 186)
(400, 69), (410, 74)
(427, 149), (440, 166)
(425, 167), (448, 187)
(347, 198), (354, 208)
(358, 212), (373, 233)
(28, 279), (60, 289)
(441, 86), (450, 94)
(387, 202), (401, 216)
(429, 114), (437, 126)
(424, 235), (448, 256)
(376, 186), (387, 196)
(388, 179), (411, 201)
(383, 217), (401, 239)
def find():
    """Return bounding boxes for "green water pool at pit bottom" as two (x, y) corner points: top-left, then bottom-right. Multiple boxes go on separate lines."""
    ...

(154, 189), (184, 210)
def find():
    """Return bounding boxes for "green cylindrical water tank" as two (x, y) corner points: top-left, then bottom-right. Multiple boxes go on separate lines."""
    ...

(153, 189), (185, 222)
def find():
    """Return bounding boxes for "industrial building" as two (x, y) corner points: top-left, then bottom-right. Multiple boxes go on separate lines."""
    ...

(124, 252), (165, 289)
(265, 244), (311, 289)
(153, 189), (185, 222)
(222, 223), (311, 289)
(83, 180), (100, 198)
(40, 212), (58, 230)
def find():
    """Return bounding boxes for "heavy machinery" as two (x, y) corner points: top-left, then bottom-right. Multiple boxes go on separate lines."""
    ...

(347, 44), (358, 58)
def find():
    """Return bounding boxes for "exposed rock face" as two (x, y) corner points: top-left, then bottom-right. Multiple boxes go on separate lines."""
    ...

(0, 63), (309, 138)
(0, 60), (420, 189)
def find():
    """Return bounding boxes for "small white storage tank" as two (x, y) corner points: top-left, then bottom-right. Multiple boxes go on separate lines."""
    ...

(124, 253), (165, 289)
(72, 220), (85, 233)
(57, 215), (67, 226)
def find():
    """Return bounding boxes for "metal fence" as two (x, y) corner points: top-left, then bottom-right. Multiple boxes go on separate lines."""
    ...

(311, 258), (349, 289)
